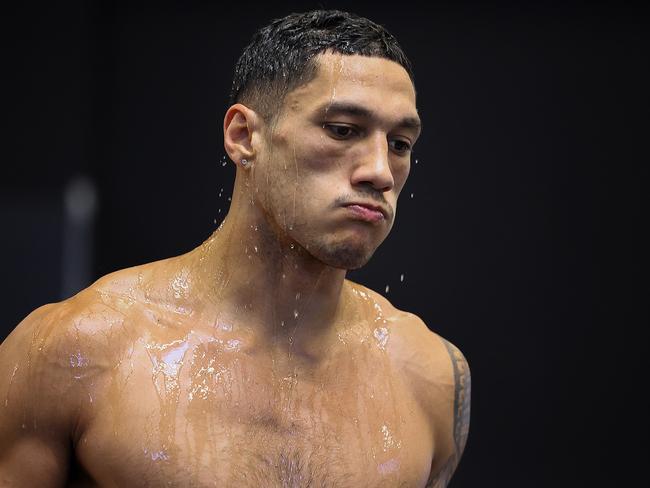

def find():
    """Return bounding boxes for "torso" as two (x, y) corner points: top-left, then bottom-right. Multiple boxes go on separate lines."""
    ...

(53, 262), (451, 487)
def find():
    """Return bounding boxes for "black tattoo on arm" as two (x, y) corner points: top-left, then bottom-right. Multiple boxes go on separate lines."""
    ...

(427, 339), (471, 488)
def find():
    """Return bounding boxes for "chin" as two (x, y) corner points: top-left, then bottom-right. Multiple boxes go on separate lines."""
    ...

(313, 242), (375, 270)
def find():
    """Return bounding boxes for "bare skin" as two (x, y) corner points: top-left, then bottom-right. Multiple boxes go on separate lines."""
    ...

(0, 53), (470, 487)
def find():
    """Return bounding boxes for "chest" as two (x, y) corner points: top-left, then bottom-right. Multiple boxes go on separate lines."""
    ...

(73, 334), (434, 487)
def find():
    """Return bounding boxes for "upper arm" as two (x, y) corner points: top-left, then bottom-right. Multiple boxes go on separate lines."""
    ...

(427, 337), (471, 487)
(0, 305), (76, 487)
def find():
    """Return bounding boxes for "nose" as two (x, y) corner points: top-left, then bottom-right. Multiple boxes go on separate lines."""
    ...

(350, 133), (394, 193)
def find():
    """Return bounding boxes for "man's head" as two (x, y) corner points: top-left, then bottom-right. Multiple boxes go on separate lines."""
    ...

(230, 9), (414, 124)
(224, 10), (420, 270)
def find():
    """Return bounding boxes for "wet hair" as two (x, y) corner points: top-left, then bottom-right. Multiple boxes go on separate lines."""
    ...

(229, 9), (414, 123)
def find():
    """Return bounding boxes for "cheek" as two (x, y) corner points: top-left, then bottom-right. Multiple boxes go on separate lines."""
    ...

(394, 159), (411, 186)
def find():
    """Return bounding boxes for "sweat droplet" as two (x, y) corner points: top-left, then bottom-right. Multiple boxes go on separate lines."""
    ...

(217, 322), (232, 331)
(380, 424), (401, 451)
(373, 327), (389, 350)
(293, 309), (299, 319)
(377, 458), (400, 475)
(148, 450), (169, 461)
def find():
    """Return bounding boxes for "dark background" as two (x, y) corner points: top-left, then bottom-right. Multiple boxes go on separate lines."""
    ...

(2, 1), (647, 486)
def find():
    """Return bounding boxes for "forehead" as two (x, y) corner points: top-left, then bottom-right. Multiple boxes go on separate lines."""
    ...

(281, 52), (418, 120)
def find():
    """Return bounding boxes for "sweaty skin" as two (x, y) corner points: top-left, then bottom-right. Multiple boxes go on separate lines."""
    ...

(0, 53), (470, 487)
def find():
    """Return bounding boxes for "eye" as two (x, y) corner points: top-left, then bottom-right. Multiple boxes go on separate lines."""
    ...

(389, 139), (412, 154)
(324, 124), (358, 139)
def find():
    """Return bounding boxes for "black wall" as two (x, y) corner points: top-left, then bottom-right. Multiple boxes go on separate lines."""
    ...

(2, 1), (646, 486)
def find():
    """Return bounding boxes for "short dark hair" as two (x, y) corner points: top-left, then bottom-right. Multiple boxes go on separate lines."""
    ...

(230, 10), (414, 122)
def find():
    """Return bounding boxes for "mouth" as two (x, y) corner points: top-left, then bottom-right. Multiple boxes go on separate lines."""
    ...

(342, 202), (388, 223)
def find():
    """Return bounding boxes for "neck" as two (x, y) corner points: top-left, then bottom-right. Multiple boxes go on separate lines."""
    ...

(187, 179), (349, 360)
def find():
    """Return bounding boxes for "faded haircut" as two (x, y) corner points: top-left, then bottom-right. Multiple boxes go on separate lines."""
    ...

(229, 9), (414, 123)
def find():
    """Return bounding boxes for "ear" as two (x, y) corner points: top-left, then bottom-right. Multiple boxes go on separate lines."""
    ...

(223, 103), (261, 168)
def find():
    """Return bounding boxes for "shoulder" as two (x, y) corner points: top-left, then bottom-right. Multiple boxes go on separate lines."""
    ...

(0, 267), (154, 478)
(0, 283), (123, 390)
(344, 280), (466, 398)
(390, 309), (469, 426)
(345, 280), (463, 371)
(0, 301), (97, 444)
(0, 265), (153, 425)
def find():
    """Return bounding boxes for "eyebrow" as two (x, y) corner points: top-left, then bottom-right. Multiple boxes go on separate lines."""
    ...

(315, 101), (422, 133)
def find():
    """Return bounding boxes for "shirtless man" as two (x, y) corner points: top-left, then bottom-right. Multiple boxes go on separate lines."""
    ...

(0, 10), (470, 487)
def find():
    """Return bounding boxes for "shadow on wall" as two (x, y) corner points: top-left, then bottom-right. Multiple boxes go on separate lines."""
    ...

(0, 175), (97, 342)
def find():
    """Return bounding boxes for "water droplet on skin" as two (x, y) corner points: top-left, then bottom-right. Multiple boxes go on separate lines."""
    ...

(217, 321), (233, 331)
(377, 458), (400, 475)
(254, 246), (258, 253)
(290, 243), (295, 249)
(373, 327), (389, 350)
(171, 271), (190, 299)
(293, 309), (299, 319)
(381, 424), (398, 452)
(385, 285), (390, 293)
(148, 450), (169, 461)
(69, 351), (88, 374)
(295, 292), (301, 301)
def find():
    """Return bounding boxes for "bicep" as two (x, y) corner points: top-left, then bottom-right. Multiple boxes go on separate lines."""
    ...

(0, 436), (69, 487)
(427, 337), (472, 487)
(0, 310), (72, 487)
(441, 338), (471, 459)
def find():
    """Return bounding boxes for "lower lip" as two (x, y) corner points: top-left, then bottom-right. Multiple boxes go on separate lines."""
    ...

(344, 205), (385, 223)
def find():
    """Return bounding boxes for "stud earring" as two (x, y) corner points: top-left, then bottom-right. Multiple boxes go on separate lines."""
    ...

(241, 159), (250, 167)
